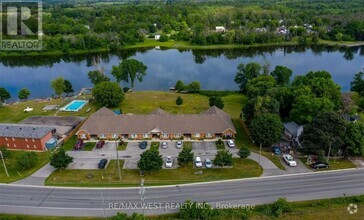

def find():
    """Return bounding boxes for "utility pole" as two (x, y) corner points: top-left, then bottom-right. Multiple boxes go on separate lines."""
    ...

(326, 142), (332, 163)
(116, 140), (121, 180)
(0, 150), (9, 177)
(139, 178), (146, 216)
(101, 192), (107, 219)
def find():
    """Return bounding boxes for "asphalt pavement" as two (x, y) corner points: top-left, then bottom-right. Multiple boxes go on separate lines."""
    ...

(1, 168), (363, 217)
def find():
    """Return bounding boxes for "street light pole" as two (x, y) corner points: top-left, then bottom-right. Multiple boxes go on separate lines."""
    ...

(0, 150), (9, 177)
(139, 178), (146, 216)
(116, 140), (121, 180)
(258, 143), (262, 166)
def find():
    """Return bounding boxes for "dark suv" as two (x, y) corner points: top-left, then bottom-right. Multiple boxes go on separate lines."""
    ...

(311, 162), (329, 170)
(98, 159), (108, 169)
(139, 141), (148, 149)
(96, 140), (105, 149)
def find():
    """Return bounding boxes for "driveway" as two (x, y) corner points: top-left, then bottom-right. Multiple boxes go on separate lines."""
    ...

(68, 158), (104, 170)
(13, 163), (56, 186)
(192, 141), (217, 157)
(280, 157), (313, 174)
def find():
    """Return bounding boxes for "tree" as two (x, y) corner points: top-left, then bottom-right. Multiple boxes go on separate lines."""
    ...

(344, 122), (364, 157)
(187, 81), (201, 93)
(177, 147), (194, 165)
(18, 88), (30, 100)
(0, 146), (10, 159)
(213, 150), (233, 167)
(175, 80), (185, 91)
(92, 82), (125, 107)
(351, 70), (364, 96)
(63, 80), (74, 96)
(246, 75), (276, 98)
(209, 96), (224, 109)
(243, 96), (280, 122)
(88, 70), (110, 85)
(270, 65), (293, 86)
(290, 95), (335, 125)
(238, 147), (251, 159)
(176, 96), (183, 106)
(0, 87), (11, 103)
(300, 112), (347, 160)
(111, 59), (147, 89)
(51, 77), (66, 96)
(234, 62), (261, 93)
(249, 113), (283, 147)
(137, 149), (163, 171)
(16, 152), (38, 171)
(50, 149), (73, 170)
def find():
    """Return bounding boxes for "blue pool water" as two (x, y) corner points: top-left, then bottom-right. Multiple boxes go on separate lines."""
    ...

(62, 100), (87, 112)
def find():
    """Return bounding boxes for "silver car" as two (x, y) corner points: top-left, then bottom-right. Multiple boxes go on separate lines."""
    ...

(165, 156), (173, 168)
(176, 141), (183, 149)
(161, 142), (168, 149)
(205, 159), (212, 168)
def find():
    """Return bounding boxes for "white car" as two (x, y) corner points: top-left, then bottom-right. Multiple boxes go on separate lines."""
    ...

(176, 141), (183, 149)
(161, 142), (168, 149)
(165, 156), (173, 168)
(205, 159), (212, 168)
(283, 154), (297, 167)
(227, 140), (235, 148)
(195, 157), (203, 168)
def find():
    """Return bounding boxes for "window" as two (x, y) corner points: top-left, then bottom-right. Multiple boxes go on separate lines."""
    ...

(14, 144), (17, 148)
(113, 134), (118, 139)
(175, 133), (181, 138)
(195, 133), (200, 138)
(34, 145), (36, 148)
(12, 138), (15, 141)
(131, 134), (137, 138)
(100, 134), (106, 139)
(6, 143), (9, 147)
(206, 133), (211, 138)
(27, 145), (29, 148)
(163, 133), (168, 138)
(143, 134), (149, 138)
(81, 134), (86, 139)
(5, 137), (8, 141)
(32, 139), (35, 142)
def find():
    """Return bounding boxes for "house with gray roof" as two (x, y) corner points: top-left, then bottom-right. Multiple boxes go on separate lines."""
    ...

(76, 106), (236, 140)
(283, 121), (303, 147)
(0, 124), (55, 151)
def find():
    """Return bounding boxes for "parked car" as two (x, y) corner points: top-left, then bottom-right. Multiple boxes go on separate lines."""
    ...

(139, 141), (147, 150)
(227, 140), (235, 148)
(205, 159), (212, 168)
(165, 156), (173, 168)
(161, 142), (168, 149)
(195, 157), (203, 168)
(98, 159), (108, 169)
(311, 162), (329, 170)
(283, 154), (297, 167)
(176, 141), (183, 149)
(74, 140), (84, 150)
(272, 146), (281, 155)
(96, 140), (105, 149)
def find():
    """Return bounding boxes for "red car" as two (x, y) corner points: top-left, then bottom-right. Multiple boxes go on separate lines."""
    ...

(74, 140), (84, 150)
(96, 140), (105, 149)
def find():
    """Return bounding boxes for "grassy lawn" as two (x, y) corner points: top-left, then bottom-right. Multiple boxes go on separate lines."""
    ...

(60, 136), (78, 151)
(151, 142), (160, 151)
(0, 150), (51, 183)
(83, 142), (95, 151)
(0, 215), (101, 220)
(0, 99), (66, 123)
(183, 141), (192, 148)
(46, 158), (262, 187)
(298, 157), (357, 171)
(119, 91), (210, 114)
(118, 141), (128, 150)
(215, 141), (225, 150)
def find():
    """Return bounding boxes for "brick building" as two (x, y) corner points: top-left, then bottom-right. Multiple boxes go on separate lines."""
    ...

(0, 124), (55, 151)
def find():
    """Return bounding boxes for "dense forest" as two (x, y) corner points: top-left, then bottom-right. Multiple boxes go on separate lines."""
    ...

(1, 0), (364, 54)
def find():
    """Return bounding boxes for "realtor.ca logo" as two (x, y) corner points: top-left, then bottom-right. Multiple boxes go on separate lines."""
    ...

(0, 0), (42, 50)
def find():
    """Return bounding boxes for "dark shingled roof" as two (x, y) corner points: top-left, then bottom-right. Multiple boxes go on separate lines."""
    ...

(0, 124), (54, 139)
(78, 106), (236, 135)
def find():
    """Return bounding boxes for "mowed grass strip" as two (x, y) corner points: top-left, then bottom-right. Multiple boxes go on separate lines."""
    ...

(119, 91), (210, 114)
(46, 158), (262, 187)
(298, 157), (356, 171)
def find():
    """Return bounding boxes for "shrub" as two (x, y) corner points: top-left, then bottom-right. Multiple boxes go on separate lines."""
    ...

(262, 198), (292, 217)
(16, 152), (38, 171)
(238, 147), (251, 159)
(0, 146), (10, 159)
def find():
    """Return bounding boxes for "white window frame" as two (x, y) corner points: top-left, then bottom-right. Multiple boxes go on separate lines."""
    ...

(25, 138), (28, 142)
(195, 133), (200, 138)
(81, 134), (86, 139)
(163, 133), (168, 138)
(100, 134), (106, 139)
(143, 133), (149, 138)
(34, 145), (36, 148)
(131, 134), (137, 138)
(12, 138), (15, 141)
(206, 133), (212, 138)
(14, 144), (17, 148)
(113, 134), (118, 139)
(175, 133), (181, 138)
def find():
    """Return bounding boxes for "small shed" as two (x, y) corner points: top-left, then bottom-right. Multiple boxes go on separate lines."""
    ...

(45, 138), (57, 149)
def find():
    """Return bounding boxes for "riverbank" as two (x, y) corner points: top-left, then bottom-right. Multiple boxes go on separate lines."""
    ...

(0, 39), (363, 58)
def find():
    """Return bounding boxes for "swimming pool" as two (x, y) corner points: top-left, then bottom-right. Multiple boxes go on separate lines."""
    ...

(61, 100), (88, 112)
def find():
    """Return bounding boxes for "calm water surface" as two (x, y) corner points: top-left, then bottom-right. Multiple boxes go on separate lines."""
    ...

(0, 46), (363, 99)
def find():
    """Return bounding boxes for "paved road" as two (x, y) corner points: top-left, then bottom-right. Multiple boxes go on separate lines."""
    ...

(1, 169), (363, 217)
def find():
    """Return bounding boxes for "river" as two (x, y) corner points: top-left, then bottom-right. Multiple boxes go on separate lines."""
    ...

(0, 45), (363, 99)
